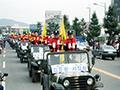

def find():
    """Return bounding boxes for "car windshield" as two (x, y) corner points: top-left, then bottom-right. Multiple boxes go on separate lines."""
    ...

(103, 45), (114, 49)
(21, 42), (28, 46)
(47, 52), (88, 65)
(32, 47), (40, 52)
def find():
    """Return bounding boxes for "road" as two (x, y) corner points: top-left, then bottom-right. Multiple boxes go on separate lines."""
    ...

(0, 43), (42, 90)
(0, 43), (120, 90)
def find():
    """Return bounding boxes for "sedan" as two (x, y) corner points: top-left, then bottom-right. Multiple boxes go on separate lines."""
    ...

(92, 45), (117, 60)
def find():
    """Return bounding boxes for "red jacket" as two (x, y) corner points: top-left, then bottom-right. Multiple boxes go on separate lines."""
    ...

(49, 37), (62, 52)
(64, 37), (77, 51)
(43, 36), (51, 45)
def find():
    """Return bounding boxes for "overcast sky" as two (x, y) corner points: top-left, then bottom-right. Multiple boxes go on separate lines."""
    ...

(0, 0), (111, 24)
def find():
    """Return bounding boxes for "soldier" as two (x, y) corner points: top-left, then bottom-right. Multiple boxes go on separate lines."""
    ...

(64, 30), (77, 51)
(49, 31), (62, 52)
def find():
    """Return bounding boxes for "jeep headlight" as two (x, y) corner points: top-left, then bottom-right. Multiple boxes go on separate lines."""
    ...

(63, 80), (70, 87)
(37, 61), (41, 64)
(87, 78), (93, 85)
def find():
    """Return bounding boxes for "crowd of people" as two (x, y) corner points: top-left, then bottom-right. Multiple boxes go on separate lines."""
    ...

(9, 30), (77, 52)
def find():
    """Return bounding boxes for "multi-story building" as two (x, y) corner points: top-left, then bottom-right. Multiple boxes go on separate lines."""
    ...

(112, 0), (120, 22)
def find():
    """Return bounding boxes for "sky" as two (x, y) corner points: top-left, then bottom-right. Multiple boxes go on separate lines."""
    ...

(0, 0), (111, 24)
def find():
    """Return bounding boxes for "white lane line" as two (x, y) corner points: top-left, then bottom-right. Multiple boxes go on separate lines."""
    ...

(3, 54), (6, 57)
(93, 67), (120, 80)
(3, 61), (6, 69)
(2, 81), (6, 90)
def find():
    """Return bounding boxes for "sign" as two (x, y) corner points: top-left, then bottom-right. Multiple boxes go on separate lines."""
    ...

(51, 63), (88, 74)
(32, 47), (44, 60)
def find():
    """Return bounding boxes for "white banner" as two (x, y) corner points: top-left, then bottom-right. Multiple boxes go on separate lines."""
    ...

(51, 63), (88, 74)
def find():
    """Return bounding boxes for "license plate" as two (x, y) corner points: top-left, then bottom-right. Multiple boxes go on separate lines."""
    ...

(109, 52), (113, 54)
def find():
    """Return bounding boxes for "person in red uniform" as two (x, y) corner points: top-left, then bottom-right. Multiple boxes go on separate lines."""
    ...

(42, 32), (51, 45)
(34, 32), (42, 45)
(64, 30), (77, 51)
(49, 31), (62, 52)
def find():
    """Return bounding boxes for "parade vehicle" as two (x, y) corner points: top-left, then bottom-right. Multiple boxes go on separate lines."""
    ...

(28, 45), (49, 82)
(0, 37), (5, 54)
(0, 45), (2, 54)
(19, 41), (29, 63)
(42, 50), (103, 90)
(0, 72), (8, 90)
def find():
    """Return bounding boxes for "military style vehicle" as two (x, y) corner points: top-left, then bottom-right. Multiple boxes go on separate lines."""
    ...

(42, 50), (103, 90)
(28, 45), (49, 82)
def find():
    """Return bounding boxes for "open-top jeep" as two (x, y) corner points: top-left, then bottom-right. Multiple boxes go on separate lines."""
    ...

(42, 50), (103, 90)
(28, 44), (49, 82)
(19, 41), (29, 63)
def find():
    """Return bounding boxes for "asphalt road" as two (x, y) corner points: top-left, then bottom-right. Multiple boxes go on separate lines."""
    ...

(0, 43), (120, 90)
(0, 43), (42, 90)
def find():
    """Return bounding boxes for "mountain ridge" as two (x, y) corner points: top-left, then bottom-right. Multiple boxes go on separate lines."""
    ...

(0, 18), (28, 26)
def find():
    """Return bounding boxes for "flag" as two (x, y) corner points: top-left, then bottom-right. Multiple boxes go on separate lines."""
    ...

(60, 17), (66, 41)
(59, 17), (66, 63)
(41, 22), (47, 38)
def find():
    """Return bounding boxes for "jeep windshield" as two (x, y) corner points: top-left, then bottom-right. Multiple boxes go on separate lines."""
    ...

(47, 52), (89, 73)
(47, 52), (88, 65)
(31, 46), (40, 52)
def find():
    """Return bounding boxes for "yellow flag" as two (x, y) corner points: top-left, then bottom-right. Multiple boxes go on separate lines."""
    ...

(59, 17), (66, 63)
(60, 17), (66, 41)
(41, 22), (47, 38)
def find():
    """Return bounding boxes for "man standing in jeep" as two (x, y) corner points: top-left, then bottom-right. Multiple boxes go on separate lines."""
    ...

(49, 31), (62, 52)
(64, 30), (77, 51)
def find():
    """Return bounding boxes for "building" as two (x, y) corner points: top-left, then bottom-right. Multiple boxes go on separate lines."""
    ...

(45, 10), (62, 32)
(112, 0), (120, 22)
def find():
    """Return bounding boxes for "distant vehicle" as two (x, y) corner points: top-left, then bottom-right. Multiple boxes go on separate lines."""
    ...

(92, 45), (117, 60)
(76, 36), (90, 51)
(0, 72), (8, 90)
(28, 45), (49, 82)
(77, 41), (90, 51)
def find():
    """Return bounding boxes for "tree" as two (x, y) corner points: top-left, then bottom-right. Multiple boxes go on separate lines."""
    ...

(103, 6), (118, 41)
(37, 22), (42, 35)
(72, 17), (81, 36)
(47, 22), (59, 33)
(80, 18), (87, 36)
(87, 12), (101, 45)
(63, 15), (70, 30)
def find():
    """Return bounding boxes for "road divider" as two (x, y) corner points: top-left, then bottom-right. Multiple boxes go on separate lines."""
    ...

(93, 67), (120, 80)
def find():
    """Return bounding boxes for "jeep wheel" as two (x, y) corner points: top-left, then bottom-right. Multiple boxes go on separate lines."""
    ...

(20, 58), (23, 63)
(102, 55), (105, 60)
(31, 70), (36, 82)
(29, 70), (32, 77)
(111, 57), (115, 60)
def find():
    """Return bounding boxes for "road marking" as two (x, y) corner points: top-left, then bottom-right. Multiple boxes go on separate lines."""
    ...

(3, 61), (6, 69)
(2, 81), (6, 90)
(3, 54), (6, 57)
(93, 67), (120, 80)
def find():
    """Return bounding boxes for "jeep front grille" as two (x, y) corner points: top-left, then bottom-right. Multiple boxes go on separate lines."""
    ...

(65, 76), (94, 90)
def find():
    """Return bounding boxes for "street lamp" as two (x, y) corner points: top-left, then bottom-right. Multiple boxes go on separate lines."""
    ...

(93, 2), (106, 15)
(86, 7), (91, 23)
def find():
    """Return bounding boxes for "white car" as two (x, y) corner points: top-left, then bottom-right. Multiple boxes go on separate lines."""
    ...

(92, 45), (117, 60)
(77, 41), (90, 51)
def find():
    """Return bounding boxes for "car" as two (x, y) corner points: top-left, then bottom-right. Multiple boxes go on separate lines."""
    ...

(28, 45), (49, 82)
(77, 41), (90, 51)
(42, 50), (103, 90)
(92, 45), (117, 60)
